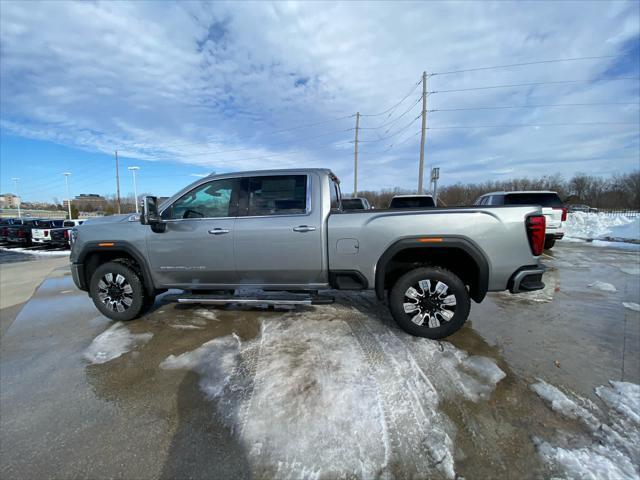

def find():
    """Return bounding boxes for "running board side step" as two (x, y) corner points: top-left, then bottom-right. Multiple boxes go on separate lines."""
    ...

(162, 293), (335, 306)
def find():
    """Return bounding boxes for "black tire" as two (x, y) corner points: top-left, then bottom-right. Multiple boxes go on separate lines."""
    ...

(89, 261), (147, 321)
(544, 237), (556, 250)
(389, 267), (470, 339)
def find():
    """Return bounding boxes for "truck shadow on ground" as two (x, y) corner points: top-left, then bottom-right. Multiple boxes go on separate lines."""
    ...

(159, 371), (251, 480)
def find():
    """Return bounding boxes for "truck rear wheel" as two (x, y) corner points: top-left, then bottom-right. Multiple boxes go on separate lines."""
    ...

(89, 261), (147, 321)
(389, 267), (470, 339)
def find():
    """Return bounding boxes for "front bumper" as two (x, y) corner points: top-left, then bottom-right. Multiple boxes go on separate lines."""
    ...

(508, 265), (546, 293)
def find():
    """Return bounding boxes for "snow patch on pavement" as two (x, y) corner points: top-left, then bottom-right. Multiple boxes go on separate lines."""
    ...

(588, 281), (617, 292)
(623, 302), (640, 312)
(0, 246), (70, 256)
(531, 380), (640, 480)
(84, 323), (153, 364)
(160, 311), (506, 479)
(620, 265), (640, 275)
(193, 308), (219, 321)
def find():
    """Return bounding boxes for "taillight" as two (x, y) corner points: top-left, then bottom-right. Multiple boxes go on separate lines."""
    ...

(18, 230), (26, 238)
(526, 215), (546, 256)
(64, 230), (69, 240)
(44, 230), (49, 237)
(553, 207), (568, 222)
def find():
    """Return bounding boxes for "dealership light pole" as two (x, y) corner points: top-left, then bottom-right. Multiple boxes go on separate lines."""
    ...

(63, 172), (72, 219)
(128, 166), (140, 213)
(11, 177), (21, 218)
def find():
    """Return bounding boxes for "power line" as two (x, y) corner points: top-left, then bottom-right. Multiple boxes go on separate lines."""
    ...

(156, 113), (356, 150)
(430, 54), (628, 76)
(430, 77), (640, 94)
(427, 121), (639, 130)
(429, 102), (640, 112)
(357, 114), (422, 143)
(358, 94), (423, 130)
(359, 78), (421, 117)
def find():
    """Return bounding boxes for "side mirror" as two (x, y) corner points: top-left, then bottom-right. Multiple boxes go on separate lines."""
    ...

(141, 196), (161, 225)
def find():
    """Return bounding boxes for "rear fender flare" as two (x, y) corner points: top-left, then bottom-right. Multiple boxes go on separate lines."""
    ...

(374, 236), (490, 302)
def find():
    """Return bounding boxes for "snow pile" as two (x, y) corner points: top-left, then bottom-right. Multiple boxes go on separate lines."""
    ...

(531, 380), (640, 480)
(160, 310), (506, 479)
(623, 302), (640, 312)
(563, 212), (639, 241)
(0, 246), (70, 257)
(588, 281), (617, 293)
(84, 322), (153, 364)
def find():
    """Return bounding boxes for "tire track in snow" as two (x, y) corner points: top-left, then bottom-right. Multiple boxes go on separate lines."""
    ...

(347, 307), (456, 480)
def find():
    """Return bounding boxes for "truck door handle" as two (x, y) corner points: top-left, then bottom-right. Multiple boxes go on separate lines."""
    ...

(293, 225), (316, 232)
(208, 228), (230, 235)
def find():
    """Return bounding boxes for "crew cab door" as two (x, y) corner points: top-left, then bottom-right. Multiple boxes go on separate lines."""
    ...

(146, 177), (240, 287)
(234, 173), (325, 286)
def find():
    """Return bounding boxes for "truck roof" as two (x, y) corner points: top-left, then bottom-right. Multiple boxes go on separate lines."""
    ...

(206, 168), (335, 178)
(480, 190), (558, 196)
(392, 194), (433, 198)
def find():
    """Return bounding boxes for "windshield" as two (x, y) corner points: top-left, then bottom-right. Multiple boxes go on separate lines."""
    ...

(504, 193), (563, 207)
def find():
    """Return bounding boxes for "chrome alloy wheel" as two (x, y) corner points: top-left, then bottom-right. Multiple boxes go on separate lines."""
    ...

(403, 279), (457, 328)
(97, 273), (134, 313)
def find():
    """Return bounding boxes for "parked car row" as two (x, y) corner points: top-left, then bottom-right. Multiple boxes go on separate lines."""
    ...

(341, 194), (436, 211)
(0, 218), (84, 248)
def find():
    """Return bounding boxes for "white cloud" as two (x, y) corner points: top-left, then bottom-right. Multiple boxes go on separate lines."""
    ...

(1, 0), (638, 191)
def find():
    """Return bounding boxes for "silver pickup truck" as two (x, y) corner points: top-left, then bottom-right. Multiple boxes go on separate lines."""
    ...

(70, 168), (546, 339)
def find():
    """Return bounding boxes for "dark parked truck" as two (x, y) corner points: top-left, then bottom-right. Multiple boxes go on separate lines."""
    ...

(70, 169), (547, 339)
(6, 219), (54, 245)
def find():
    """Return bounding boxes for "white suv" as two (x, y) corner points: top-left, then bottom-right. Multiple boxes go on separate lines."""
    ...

(474, 191), (567, 249)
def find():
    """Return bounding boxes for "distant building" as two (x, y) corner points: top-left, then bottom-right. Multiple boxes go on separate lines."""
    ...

(65, 193), (107, 211)
(0, 193), (21, 208)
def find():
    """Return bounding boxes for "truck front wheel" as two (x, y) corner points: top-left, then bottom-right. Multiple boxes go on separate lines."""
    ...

(89, 261), (147, 321)
(389, 267), (470, 339)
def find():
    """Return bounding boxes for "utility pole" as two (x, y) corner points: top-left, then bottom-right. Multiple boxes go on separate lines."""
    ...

(418, 71), (428, 194)
(353, 112), (360, 197)
(11, 177), (21, 218)
(63, 172), (72, 219)
(115, 150), (122, 214)
(128, 166), (140, 213)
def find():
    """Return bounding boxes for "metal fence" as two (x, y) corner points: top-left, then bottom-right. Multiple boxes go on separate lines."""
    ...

(598, 209), (640, 218)
(0, 208), (67, 219)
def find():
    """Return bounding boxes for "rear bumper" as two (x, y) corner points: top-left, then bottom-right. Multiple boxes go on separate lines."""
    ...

(32, 238), (51, 243)
(71, 263), (87, 291)
(508, 265), (546, 293)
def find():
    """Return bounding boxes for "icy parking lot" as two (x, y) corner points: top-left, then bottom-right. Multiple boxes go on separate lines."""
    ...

(1, 241), (639, 479)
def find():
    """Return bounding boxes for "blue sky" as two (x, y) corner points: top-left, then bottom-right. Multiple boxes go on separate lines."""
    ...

(1, 1), (639, 203)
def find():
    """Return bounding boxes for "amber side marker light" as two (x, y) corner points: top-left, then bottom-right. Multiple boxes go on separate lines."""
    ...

(418, 238), (443, 243)
(98, 242), (114, 247)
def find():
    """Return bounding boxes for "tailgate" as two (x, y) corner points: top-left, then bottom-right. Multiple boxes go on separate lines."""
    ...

(32, 228), (48, 239)
(541, 207), (562, 230)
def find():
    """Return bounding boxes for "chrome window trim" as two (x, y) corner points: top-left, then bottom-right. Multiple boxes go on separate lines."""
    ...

(160, 173), (312, 222)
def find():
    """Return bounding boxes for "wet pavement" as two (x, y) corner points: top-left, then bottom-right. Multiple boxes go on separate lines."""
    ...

(0, 242), (638, 479)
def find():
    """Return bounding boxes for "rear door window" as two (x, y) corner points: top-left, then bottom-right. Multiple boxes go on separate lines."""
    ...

(504, 193), (562, 207)
(247, 175), (307, 216)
